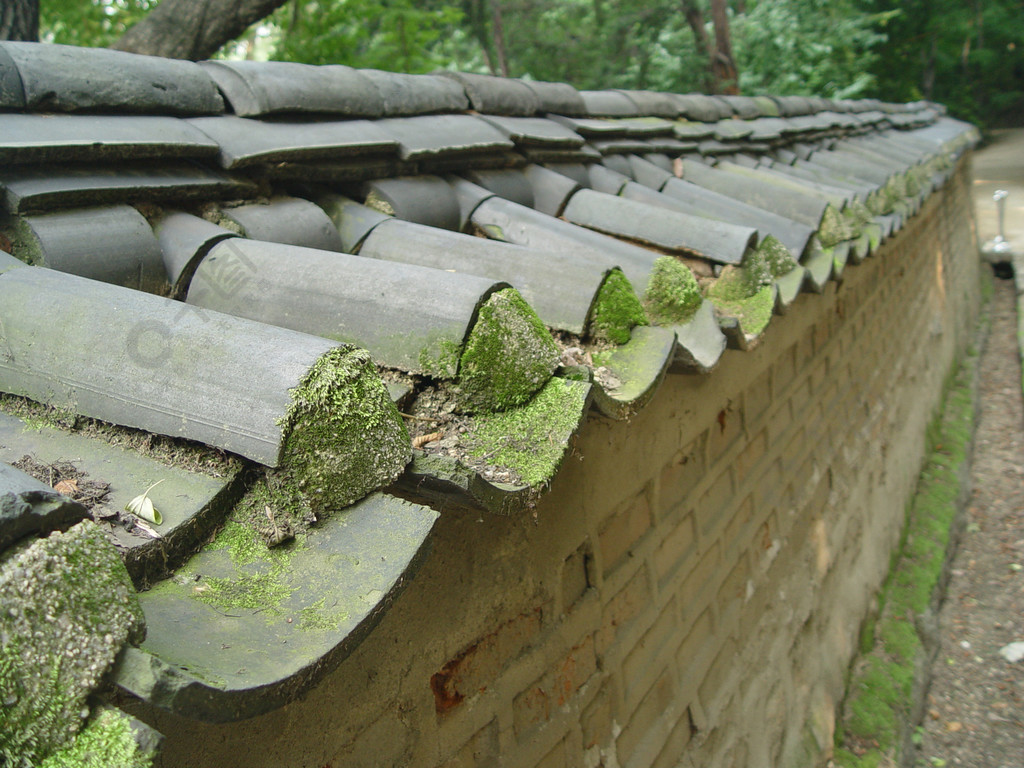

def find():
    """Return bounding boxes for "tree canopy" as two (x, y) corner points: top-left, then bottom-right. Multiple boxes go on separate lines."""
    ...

(23, 0), (1024, 126)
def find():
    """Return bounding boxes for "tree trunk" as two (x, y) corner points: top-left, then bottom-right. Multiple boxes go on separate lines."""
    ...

(680, 0), (712, 92)
(922, 32), (938, 99)
(0, 0), (38, 42)
(709, 0), (738, 94)
(113, 0), (290, 61)
(464, 0), (499, 75)
(490, 0), (510, 77)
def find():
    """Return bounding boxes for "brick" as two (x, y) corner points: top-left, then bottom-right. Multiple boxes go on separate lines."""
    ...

(622, 601), (677, 707)
(431, 609), (542, 713)
(652, 511), (696, 586)
(561, 541), (592, 612)
(742, 368), (773, 430)
(581, 683), (613, 750)
(651, 710), (696, 768)
(513, 674), (552, 736)
(676, 542), (721, 625)
(537, 737), (571, 768)
(697, 637), (738, 719)
(616, 671), (677, 766)
(694, 466), (734, 543)
(554, 635), (597, 706)
(707, 402), (743, 458)
(734, 429), (767, 486)
(438, 720), (499, 768)
(513, 637), (596, 738)
(721, 494), (755, 561)
(657, 437), (706, 520)
(772, 342), (798, 394)
(714, 553), (750, 638)
(596, 567), (650, 655)
(599, 492), (652, 576)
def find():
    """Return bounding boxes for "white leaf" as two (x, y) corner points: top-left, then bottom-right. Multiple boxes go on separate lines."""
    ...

(125, 479), (165, 526)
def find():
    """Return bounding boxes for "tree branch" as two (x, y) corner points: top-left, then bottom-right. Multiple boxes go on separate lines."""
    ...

(113, 0), (290, 61)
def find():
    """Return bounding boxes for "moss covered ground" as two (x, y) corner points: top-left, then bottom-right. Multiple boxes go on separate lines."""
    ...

(834, 318), (982, 767)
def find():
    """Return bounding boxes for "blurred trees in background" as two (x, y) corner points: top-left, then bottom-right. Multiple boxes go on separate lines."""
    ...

(27, 0), (1024, 126)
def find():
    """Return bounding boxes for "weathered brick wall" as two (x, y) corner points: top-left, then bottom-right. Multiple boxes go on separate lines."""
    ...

(137, 157), (980, 768)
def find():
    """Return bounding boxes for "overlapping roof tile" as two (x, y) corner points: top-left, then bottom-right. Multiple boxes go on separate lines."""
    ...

(0, 40), (980, 743)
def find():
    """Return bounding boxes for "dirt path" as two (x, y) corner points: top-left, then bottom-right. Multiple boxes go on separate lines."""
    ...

(916, 274), (1024, 766)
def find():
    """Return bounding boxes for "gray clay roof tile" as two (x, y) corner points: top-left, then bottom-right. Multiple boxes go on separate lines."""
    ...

(0, 162), (252, 215)
(358, 69), (469, 115)
(13, 205), (166, 292)
(199, 59), (383, 117)
(0, 41), (224, 115)
(579, 89), (641, 117)
(0, 114), (220, 166)
(374, 113), (515, 161)
(436, 70), (541, 116)
(186, 115), (398, 169)
(478, 114), (587, 147)
(220, 197), (343, 252)
(521, 79), (587, 116)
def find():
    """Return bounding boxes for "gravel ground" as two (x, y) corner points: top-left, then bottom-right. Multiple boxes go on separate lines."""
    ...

(916, 274), (1024, 768)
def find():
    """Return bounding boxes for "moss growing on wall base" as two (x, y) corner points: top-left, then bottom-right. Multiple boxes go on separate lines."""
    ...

(835, 342), (979, 768)
(0, 521), (143, 766)
(457, 288), (560, 413)
(643, 256), (702, 325)
(586, 268), (649, 344)
(280, 345), (411, 517)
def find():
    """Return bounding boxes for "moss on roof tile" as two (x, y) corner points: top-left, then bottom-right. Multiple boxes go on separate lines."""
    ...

(457, 288), (560, 413)
(706, 247), (776, 338)
(280, 346), (411, 517)
(586, 268), (649, 344)
(461, 376), (589, 488)
(0, 521), (143, 766)
(642, 256), (703, 326)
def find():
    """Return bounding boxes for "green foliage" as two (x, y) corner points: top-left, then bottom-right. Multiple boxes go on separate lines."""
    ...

(732, 0), (892, 98)
(270, 0), (464, 71)
(865, 0), (1024, 126)
(41, 0), (155, 48)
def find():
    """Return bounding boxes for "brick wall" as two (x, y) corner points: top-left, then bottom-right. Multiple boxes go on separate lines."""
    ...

(136, 157), (981, 768)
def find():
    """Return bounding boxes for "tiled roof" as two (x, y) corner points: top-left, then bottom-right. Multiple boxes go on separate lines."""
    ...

(0, 41), (978, 736)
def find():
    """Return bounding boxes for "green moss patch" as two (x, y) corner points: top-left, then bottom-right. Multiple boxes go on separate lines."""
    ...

(280, 345), (411, 517)
(642, 256), (703, 325)
(457, 288), (560, 413)
(586, 268), (649, 344)
(818, 203), (855, 248)
(758, 235), (799, 279)
(835, 343), (979, 767)
(706, 247), (776, 338)
(185, 519), (299, 618)
(461, 377), (589, 488)
(0, 521), (143, 766)
(38, 709), (154, 768)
